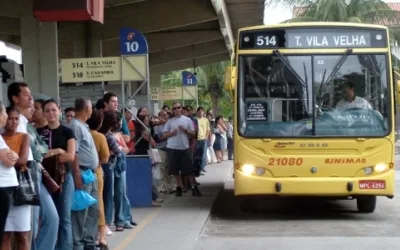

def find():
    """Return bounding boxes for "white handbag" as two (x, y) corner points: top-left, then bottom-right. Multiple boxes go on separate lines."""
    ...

(147, 148), (162, 165)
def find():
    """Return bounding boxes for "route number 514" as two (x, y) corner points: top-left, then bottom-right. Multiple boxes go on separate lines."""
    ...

(125, 41), (139, 53)
(256, 35), (277, 46)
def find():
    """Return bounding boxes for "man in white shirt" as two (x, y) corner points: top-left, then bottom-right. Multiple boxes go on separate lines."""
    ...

(7, 82), (34, 245)
(163, 102), (201, 197)
(7, 82), (34, 159)
(335, 81), (372, 111)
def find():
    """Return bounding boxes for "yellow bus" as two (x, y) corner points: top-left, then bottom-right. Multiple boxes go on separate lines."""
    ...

(231, 22), (398, 213)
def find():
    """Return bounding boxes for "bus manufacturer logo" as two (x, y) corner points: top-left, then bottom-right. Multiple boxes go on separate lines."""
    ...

(274, 142), (295, 148)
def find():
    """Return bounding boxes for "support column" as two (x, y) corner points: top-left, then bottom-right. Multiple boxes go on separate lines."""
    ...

(150, 71), (162, 114)
(21, 16), (59, 101)
(90, 40), (102, 57)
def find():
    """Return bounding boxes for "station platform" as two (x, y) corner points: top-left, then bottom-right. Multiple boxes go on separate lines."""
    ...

(108, 160), (232, 250)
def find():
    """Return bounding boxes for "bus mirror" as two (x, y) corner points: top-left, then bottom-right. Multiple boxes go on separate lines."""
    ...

(397, 80), (400, 105)
(224, 66), (236, 91)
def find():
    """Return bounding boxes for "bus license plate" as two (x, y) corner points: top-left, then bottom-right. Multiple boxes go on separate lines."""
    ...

(359, 180), (386, 189)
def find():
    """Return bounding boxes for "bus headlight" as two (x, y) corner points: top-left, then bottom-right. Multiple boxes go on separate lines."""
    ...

(374, 163), (388, 173)
(255, 167), (266, 176)
(363, 167), (373, 175)
(241, 164), (255, 175)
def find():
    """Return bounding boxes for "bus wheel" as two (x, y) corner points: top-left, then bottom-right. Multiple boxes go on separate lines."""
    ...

(357, 196), (376, 213)
(238, 197), (255, 213)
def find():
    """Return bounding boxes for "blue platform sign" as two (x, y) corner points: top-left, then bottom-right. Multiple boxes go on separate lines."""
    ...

(182, 71), (197, 86)
(119, 27), (149, 55)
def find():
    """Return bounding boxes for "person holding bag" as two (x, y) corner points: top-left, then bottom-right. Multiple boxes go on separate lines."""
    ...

(1, 107), (32, 250)
(134, 115), (163, 206)
(0, 101), (19, 245)
(87, 110), (110, 249)
(37, 99), (76, 250)
(25, 100), (59, 250)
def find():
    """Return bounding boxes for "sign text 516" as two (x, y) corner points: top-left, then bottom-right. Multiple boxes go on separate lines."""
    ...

(268, 157), (303, 166)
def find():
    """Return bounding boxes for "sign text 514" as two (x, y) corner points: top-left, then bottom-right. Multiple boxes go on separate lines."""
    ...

(255, 33), (278, 48)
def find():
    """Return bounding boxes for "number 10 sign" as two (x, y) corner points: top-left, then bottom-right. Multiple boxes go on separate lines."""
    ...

(119, 27), (149, 55)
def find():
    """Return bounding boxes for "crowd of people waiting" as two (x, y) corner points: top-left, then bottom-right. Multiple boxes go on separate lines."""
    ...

(0, 82), (234, 250)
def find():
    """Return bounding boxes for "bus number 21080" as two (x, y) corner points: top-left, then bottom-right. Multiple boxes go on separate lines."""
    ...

(268, 158), (303, 166)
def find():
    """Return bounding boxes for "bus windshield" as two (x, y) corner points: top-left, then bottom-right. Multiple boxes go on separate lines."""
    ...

(238, 53), (390, 137)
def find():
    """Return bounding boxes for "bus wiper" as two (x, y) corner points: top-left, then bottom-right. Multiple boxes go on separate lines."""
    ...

(273, 50), (307, 88)
(319, 49), (353, 92)
(317, 48), (352, 107)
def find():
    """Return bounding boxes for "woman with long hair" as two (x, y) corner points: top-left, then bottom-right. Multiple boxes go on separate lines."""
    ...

(32, 99), (47, 129)
(112, 112), (135, 230)
(25, 101), (59, 250)
(1, 106), (31, 250)
(0, 101), (19, 245)
(134, 115), (163, 206)
(99, 110), (123, 235)
(213, 116), (227, 163)
(86, 110), (110, 249)
(37, 99), (76, 250)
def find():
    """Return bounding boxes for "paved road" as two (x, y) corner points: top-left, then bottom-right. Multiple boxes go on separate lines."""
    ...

(195, 171), (400, 250)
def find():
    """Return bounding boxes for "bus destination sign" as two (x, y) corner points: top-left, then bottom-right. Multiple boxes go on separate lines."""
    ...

(240, 28), (387, 49)
(287, 32), (371, 48)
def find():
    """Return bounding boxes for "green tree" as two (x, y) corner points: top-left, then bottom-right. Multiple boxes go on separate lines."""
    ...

(160, 61), (233, 117)
(268, 0), (400, 41)
(196, 61), (231, 116)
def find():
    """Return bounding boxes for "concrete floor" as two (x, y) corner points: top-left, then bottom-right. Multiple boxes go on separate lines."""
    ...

(107, 160), (233, 250)
(108, 162), (400, 250)
(195, 171), (400, 250)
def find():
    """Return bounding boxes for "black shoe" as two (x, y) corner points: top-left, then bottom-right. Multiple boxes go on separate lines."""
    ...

(84, 246), (97, 250)
(176, 187), (183, 197)
(192, 186), (202, 196)
(130, 221), (138, 226)
(96, 243), (109, 250)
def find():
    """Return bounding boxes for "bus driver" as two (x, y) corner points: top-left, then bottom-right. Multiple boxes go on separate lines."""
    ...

(335, 81), (372, 111)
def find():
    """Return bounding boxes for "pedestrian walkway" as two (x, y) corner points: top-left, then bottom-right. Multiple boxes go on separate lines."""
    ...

(108, 160), (233, 250)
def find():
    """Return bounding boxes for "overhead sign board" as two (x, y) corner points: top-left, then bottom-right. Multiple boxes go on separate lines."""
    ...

(150, 86), (197, 100)
(60, 56), (148, 83)
(119, 27), (149, 55)
(61, 57), (120, 82)
(182, 71), (197, 86)
(287, 31), (371, 48)
(240, 28), (387, 49)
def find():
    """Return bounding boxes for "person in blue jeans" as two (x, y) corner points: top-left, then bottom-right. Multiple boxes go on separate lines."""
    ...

(38, 100), (76, 250)
(112, 112), (136, 230)
(114, 152), (136, 228)
(99, 110), (136, 234)
(26, 105), (59, 250)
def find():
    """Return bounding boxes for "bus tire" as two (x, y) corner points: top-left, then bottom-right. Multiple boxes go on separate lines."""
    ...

(356, 196), (376, 213)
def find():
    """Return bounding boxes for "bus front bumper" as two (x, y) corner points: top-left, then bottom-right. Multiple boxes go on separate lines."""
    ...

(234, 170), (395, 197)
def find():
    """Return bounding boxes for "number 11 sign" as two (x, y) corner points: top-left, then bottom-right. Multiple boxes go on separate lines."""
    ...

(182, 71), (197, 86)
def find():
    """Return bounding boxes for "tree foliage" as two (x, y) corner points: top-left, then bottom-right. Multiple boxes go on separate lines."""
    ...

(269, 0), (400, 41)
(160, 61), (233, 117)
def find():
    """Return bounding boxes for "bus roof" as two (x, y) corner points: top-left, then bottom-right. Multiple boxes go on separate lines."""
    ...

(238, 22), (389, 33)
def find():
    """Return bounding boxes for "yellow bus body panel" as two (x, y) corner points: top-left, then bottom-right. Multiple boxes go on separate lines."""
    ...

(234, 138), (395, 197)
